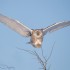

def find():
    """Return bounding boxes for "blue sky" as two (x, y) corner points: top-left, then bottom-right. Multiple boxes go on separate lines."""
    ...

(0, 0), (70, 70)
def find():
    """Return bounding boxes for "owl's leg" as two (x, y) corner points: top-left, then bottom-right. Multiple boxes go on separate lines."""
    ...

(26, 42), (36, 48)
(27, 42), (32, 44)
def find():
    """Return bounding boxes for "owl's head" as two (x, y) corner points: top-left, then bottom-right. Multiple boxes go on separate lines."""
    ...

(32, 30), (43, 38)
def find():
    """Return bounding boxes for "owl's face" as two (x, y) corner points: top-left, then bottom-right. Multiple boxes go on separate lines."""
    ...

(31, 30), (43, 48)
(33, 30), (43, 38)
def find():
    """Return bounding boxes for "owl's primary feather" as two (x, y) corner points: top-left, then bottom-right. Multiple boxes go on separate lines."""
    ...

(43, 21), (70, 35)
(0, 14), (32, 37)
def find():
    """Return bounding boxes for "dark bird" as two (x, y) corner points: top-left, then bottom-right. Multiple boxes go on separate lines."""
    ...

(0, 14), (70, 48)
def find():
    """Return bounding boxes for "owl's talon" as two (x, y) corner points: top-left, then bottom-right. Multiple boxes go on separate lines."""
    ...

(27, 42), (31, 44)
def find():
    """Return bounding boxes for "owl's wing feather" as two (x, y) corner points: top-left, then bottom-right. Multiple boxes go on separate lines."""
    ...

(0, 14), (32, 37)
(43, 21), (70, 35)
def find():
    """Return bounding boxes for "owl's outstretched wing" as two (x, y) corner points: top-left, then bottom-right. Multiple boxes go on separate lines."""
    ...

(43, 21), (70, 35)
(0, 14), (32, 37)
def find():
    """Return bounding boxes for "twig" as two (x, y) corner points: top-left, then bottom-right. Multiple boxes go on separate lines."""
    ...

(17, 42), (55, 70)
(0, 64), (15, 70)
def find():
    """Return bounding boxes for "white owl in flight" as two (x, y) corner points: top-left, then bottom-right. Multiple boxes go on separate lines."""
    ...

(0, 14), (70, 48)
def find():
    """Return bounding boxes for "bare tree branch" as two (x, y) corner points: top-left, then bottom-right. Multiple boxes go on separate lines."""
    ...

(46, 42), (55, 62)
(17, 42), (55, 70)
(0, 64), (15, 70)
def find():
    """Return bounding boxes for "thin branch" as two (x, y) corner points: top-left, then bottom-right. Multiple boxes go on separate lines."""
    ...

(17, 42), (55, 70)
(17, 48), (47, 70)
(46, 42), (55, 62)
(16, 47), (35, 55)
(0, 64), (15, 70)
